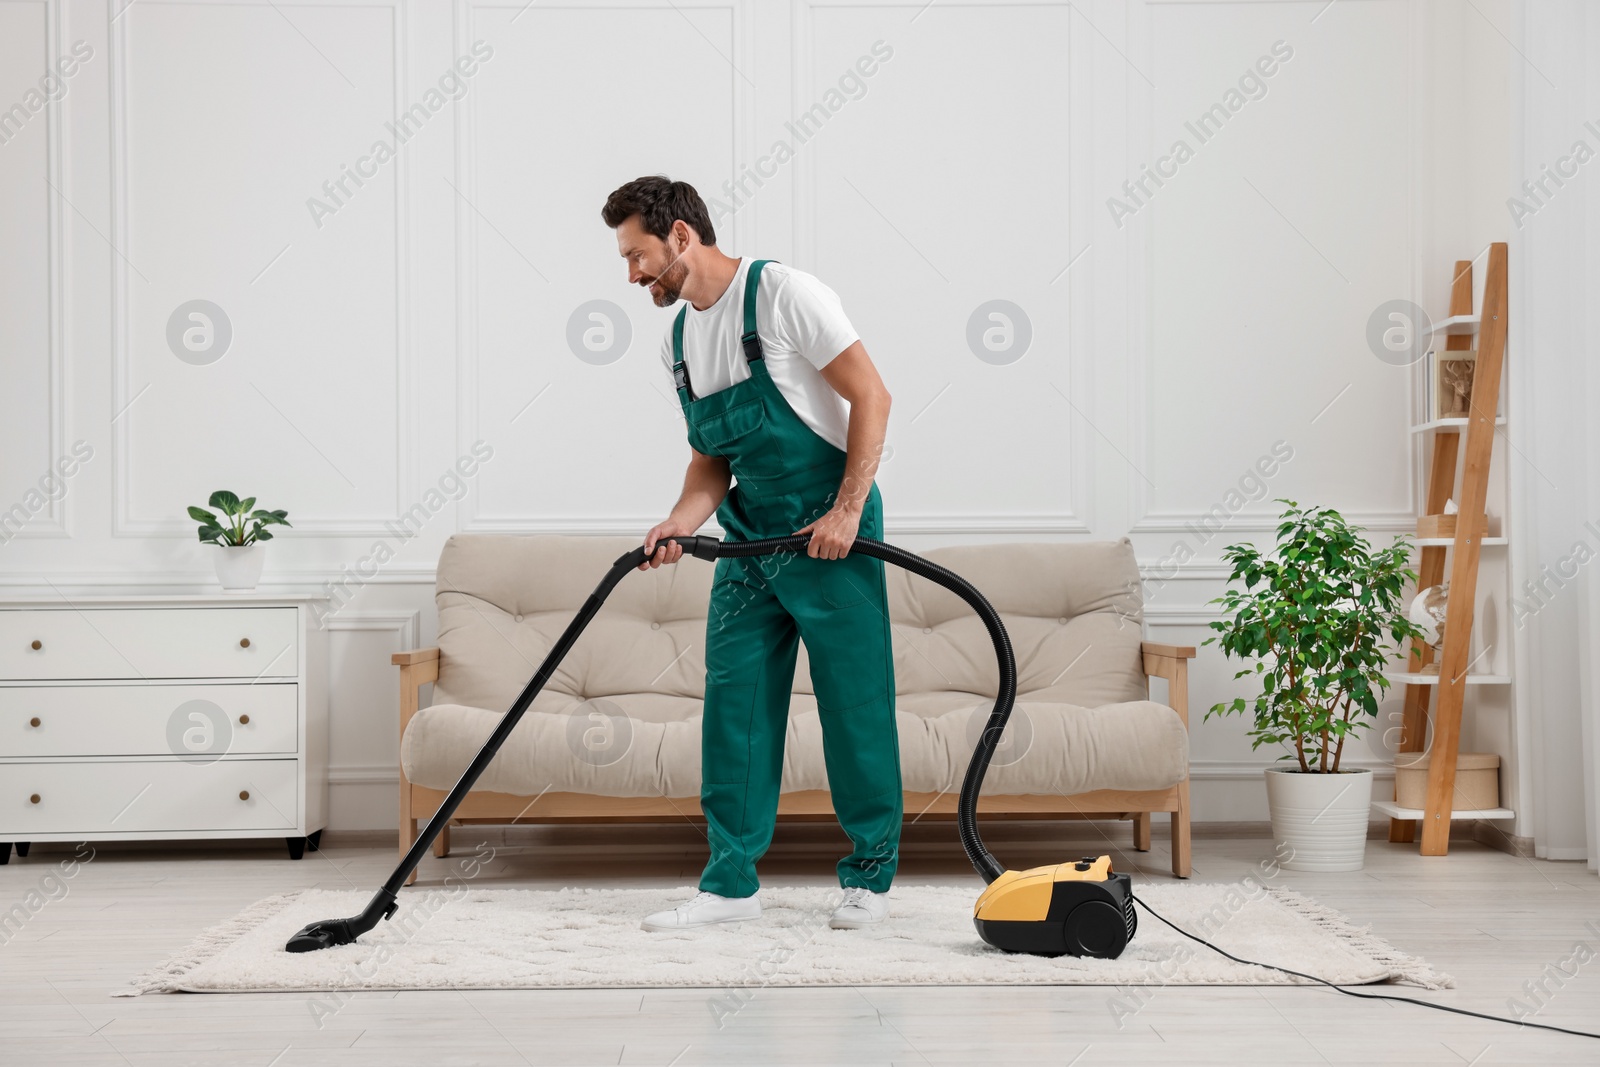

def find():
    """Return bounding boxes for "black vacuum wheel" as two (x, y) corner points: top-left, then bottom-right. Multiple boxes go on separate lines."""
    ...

(1064, 900), (1131, 959)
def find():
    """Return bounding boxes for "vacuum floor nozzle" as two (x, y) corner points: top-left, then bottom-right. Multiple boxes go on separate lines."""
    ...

(285, 919), (359, 953)
(285, 893), (399, 953)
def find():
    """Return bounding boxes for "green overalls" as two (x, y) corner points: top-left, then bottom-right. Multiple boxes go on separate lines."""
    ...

(672, 259), (902, 898)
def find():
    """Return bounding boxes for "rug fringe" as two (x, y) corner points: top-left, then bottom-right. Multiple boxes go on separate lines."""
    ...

(1267, 887), (1455, 990)
(111, 889), (307, 997)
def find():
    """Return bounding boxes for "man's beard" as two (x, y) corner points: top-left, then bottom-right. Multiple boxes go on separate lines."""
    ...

(647, 255), (688, 307)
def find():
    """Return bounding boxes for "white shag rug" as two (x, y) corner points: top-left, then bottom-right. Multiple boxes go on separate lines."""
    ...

(117, 882), (1452, 996)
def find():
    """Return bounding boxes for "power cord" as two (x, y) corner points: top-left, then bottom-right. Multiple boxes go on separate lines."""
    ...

(1130, 894), (1600, 1042)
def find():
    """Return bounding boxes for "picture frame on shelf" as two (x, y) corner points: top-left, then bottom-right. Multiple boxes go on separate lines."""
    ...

(1433, 349), (1477, 421)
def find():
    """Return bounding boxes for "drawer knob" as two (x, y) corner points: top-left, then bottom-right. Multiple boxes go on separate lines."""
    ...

(238, 714), (250, 725)
(29, 717), (41, 728)
(29, 794), (40, 804)
(239, 637), (251, 648)
(239, 790), (250, 801)
(30, 639), (41, 651)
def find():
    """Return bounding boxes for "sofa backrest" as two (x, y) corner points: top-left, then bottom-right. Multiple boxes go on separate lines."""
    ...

(431, 535), (1148, 715)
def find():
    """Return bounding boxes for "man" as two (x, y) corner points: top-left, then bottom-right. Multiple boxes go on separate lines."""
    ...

(601, 176), (900, 932)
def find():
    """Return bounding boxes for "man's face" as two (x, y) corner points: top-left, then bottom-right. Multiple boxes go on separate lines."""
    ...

(617, 216), (688, 308)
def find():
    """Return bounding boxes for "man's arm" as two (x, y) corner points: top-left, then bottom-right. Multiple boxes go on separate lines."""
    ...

(795, 340), (892, 559)
(641, 449), (732, 570)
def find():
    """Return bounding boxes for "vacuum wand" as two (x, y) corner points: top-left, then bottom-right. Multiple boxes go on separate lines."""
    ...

(285, 533), (1017, 953)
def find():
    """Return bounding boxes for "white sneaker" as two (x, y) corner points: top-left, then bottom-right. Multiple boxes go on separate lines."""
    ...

(829, 886), (889, 929)
(641, 890), (760, 932)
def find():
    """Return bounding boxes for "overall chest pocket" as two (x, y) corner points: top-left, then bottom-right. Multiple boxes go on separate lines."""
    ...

(695, 397), (788, 480)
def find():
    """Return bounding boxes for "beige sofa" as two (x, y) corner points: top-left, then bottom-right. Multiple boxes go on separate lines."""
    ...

(393, 535), (1194, 883)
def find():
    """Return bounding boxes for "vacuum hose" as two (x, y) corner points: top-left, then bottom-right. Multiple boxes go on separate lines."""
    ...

(285, 533), (1014, 952)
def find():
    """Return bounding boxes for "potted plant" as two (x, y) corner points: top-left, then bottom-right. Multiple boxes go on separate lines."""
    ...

(189, 491), (291, 592)
(1204, 499), (1423, 872)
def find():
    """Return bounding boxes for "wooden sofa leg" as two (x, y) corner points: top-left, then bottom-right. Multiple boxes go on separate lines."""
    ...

(1171, 781), (1192, 878)
(434, 821), (452, 859)
(1133, 812), (1152, 852)
(400, 779), (419, 887)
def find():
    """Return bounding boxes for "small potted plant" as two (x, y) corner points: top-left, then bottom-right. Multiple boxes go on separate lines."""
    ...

(189, 491), (291, 592)
(1204, 500), (1422, 872)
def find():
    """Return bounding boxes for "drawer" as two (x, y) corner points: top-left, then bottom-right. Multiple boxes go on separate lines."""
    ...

(0, 608), (298, 680)
(1, 684), (298, 758)
(1, 759), (299, 834)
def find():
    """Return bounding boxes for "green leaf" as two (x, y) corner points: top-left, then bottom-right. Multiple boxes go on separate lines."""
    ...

(188, 507), (218, 525)
(209, 490), (241, 514)
(197, 524), (225, 543)
(255, 529), (274, 541)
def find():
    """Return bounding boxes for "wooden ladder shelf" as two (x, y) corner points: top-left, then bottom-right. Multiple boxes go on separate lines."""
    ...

(1388, 242), (1509, 856)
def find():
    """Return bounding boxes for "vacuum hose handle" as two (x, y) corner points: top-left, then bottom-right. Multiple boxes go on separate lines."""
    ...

(656, 534), (723, 562)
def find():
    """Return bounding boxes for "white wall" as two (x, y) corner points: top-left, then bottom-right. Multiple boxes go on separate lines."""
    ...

(1, 0), (1537, 836)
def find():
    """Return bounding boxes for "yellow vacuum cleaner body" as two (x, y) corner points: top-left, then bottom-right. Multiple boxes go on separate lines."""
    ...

(973, 855), (1137, 959)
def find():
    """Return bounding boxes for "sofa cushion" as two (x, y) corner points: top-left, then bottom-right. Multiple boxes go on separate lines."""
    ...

(431, 534), (716, 716)
(400, 697), (1189, 798)
(430, 535), (1149, 714)
(409, 533), (1181, 801)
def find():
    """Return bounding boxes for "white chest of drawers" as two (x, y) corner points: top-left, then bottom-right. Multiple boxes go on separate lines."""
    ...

(0, 594), (329, 861)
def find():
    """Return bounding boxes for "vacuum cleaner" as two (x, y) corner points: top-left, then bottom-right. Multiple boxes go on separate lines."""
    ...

(286, 533), (1133, 959)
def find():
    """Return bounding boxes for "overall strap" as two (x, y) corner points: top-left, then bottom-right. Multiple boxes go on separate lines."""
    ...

(741, 259), (775, 362)
(673, 258), (777, 402)
(671, 306), (692, 400)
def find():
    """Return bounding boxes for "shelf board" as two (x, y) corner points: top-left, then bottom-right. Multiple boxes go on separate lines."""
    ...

(1412, 536), (1508, 547)
(1373, 799), (1514, 821)
(1410, 416), (1507, 434)
(1386, 672), (1511, 686)
(1427, 314), (1480, 335)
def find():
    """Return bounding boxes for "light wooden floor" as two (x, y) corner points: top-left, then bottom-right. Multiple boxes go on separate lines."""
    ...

(3, 819), (1598, 1066)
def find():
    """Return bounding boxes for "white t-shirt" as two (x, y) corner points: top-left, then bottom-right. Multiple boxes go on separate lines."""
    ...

(658, 258), (858, 452)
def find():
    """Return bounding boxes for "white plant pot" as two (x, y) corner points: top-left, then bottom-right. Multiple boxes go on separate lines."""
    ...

(1264, 767), (1373, 872)
(213, 544), (266, 592)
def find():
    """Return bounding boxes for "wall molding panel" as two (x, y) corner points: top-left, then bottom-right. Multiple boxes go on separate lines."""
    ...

(107, 0), (418, 538)
(1129, 509), (1417, 534)
(453, 0), (755, 534)
(1124, 0), (1423, 536)
(1, 0), (71, 540)
(321, 610), (421, 819)
(794, 0), (1093, 536)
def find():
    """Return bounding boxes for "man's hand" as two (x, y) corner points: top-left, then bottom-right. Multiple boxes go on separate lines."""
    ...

(795, 504), (861, 560)
(641, 518), (695, 571)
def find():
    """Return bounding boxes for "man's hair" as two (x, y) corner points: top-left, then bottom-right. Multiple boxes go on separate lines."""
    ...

(601, 176), (716, 247)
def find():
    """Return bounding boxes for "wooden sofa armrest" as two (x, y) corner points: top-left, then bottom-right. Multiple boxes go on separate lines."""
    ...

(1140, 641), (1193, 728)
(394, 648), (440, 732)
(1138, 642), (1194, 878)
